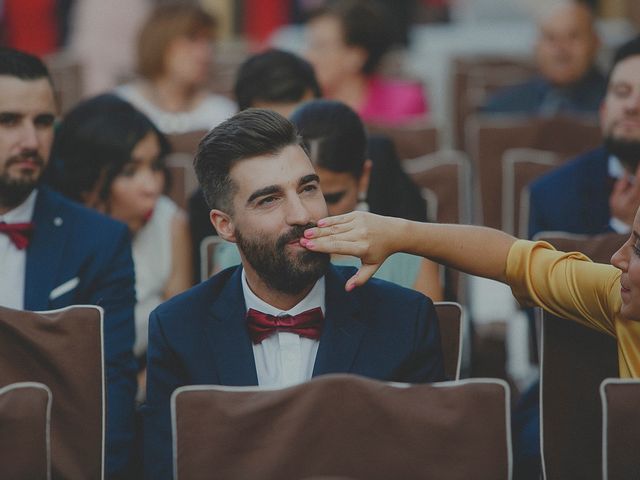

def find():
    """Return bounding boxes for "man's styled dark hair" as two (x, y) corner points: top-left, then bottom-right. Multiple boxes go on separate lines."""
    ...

(194, 108), (305, 212)
(51, 94), (170, 203)
(308, 0), (392, 75)
(290, 100), (367, 178)
(234, 49), (322, 111)
(0, 47), (52, 83)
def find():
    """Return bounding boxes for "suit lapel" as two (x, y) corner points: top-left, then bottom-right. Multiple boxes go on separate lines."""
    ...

(203, 268), (259, 386)
(313, 267), (365, 376)
(24, 188), (69, 310)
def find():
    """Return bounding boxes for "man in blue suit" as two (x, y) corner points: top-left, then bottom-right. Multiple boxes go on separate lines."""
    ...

(0, 48), (136, 478)
(143, 109), (445, 479)
(528, 36), (640, 239)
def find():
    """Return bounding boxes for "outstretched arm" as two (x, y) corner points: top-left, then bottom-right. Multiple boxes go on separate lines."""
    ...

(301, 212), (516, 290)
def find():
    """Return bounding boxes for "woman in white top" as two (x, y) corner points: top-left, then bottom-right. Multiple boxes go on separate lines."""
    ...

(51, 94), (193, 394)
(115, 3), (236, 134)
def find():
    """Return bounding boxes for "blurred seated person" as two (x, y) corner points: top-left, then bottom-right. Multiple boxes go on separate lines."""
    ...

(214, 100), (443, 300)
(190, 49), (426, 281)
(529, 35), (640, 238)
(50, 95), (193, 379)
(114, 3), (236, 134)
(483, 0), (605, 116)
(305, 0), (428, 125)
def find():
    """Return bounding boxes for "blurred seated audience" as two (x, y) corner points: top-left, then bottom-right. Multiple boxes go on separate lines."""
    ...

(305, 0), (428, 125)
(189, 49), (427, 281)
(114, 3), (236, 134)
(214, 100), (443, 301)
(483, 0), (605, 116)
(0, 48), (136, 477)
(50, 95), (193, 377)
(529, 35), (640, 238)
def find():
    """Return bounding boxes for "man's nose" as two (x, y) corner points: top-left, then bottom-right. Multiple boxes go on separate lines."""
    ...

(285, 195), (312, 226)
(19, 123), (39, 150)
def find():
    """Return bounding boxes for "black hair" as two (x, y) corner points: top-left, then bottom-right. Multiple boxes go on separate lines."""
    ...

(0, 47), (52, 82)
(308, 0), (392, 75)
(194, 108), (304, 212)
(608, 35), (640, 85)
(234, 49), (322, 111)
(51, 94), (171, 203)
(290, 99), (367, 178)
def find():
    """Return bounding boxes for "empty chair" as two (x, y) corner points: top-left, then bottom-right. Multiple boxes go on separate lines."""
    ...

(534, 231), (627, 265)
(434, 302), (464, 380)
(0, 305), (105, 480)
(600, 379), (640, 480)
(172, 375), (511, 480)
(465, 114), (601, 229)
(0, 382), (52, 480)
(501, 148), (559, 237)
(166, 152), (201, 209)
(166, 129), (208, 156)
(540, 311), (618, 480)
(366, 120), (440, 160)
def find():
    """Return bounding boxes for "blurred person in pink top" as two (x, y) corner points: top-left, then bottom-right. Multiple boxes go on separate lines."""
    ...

(305, 0), (428, 125)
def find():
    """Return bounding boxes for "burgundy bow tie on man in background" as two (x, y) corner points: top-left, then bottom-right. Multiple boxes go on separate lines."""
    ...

(0, 222), (34, 250)
(246, 307), (324, 344)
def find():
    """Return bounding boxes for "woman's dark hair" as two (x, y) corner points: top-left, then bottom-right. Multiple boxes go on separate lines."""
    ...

(308, 0), (392, 75)
(290, 99), (367, 178)
(51, 94), (171, 204)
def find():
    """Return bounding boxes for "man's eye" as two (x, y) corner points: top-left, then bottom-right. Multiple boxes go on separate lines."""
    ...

(0, 114), (19, 126)
(258, 196), (276, 206)
(302, 184), (317, 193)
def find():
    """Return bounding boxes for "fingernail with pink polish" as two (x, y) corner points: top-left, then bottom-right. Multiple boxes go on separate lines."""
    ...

(317, 219), (326, 227)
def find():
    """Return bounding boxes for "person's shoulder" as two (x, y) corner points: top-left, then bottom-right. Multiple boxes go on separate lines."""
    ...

(39, 187), (128, 236)
(482, 77), (542, 113)
(152, 266), (240, 319)
(331, 265), (431, 306)
(530, 147), (607, 193)
(201, 93), (237, 115)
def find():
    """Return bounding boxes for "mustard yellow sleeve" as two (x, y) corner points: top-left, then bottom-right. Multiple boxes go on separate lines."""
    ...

(506, 239), (621, 336)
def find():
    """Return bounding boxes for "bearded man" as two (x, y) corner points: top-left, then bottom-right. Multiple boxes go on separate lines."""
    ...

(142, 108), (444, 479)
(528, 36), (640, 238)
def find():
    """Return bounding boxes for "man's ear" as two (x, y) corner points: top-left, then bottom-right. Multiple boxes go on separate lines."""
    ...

(358, 159), (373, 195)
(210, 209), (237, 243)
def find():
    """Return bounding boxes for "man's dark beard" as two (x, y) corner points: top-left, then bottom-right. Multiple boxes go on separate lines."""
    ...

(604, 135), (640, 173)
(236, 223), (330, 295)
(0, 152), (45, 209)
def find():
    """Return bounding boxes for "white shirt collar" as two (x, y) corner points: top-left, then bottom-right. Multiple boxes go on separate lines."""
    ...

(241, 267), (326, 317)
(0, 189), (38, 223)
(608, 155), (626, 179)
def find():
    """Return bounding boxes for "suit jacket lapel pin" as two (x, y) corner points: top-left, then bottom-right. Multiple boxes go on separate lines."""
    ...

(53, 217), (63, 227)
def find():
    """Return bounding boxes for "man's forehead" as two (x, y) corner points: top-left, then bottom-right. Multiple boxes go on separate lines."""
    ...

(0, 75), (56, 112)
(230, 145), (316, 191)
(609, 55), (640, 84)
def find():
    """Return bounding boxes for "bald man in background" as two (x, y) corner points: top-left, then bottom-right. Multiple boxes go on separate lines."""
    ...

(483, 0), (605, 116)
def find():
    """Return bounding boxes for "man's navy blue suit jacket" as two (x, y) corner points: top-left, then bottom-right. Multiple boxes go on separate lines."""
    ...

(143, 265), (445, 479)
(24, 186), (137, 478)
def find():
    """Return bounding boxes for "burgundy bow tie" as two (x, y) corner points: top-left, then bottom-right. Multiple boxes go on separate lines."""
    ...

(246, 307), (324, 344)
(0, 222), (34, 250)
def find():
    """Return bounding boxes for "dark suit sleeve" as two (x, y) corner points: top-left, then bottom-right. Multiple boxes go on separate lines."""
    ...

(91, 225), (137, 478)
(143, 310), (184, 480)
(527, 182), (546, 239)
(401, 296), (445, 383)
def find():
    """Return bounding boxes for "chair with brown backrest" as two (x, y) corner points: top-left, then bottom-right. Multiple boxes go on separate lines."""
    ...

(0, 382), (53, 480)
(171, 375), (512, 480)
(44, 52), (84, 115)
(451, 54), (536, 149)
(434, 302), (464, 380)
(540, 311), (618, 480)
(199, 235), (232, 282)
(600, 379), (640, 480)
(465, 114), (601, 229)
(166, 152), (201, 210)
(366, 119), (439, 161)
(0, 305), (105, 480)
(403, 149), (472, 302)
(533, 231), (627, 265)
(501, 148), (560, 237)
(166, 130), (208, 156)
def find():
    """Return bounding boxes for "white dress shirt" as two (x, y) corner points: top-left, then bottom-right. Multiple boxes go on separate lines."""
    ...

(608, 155), (633, 234)
(0, 190), (38, 309)
(241, 269), (325, 388)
